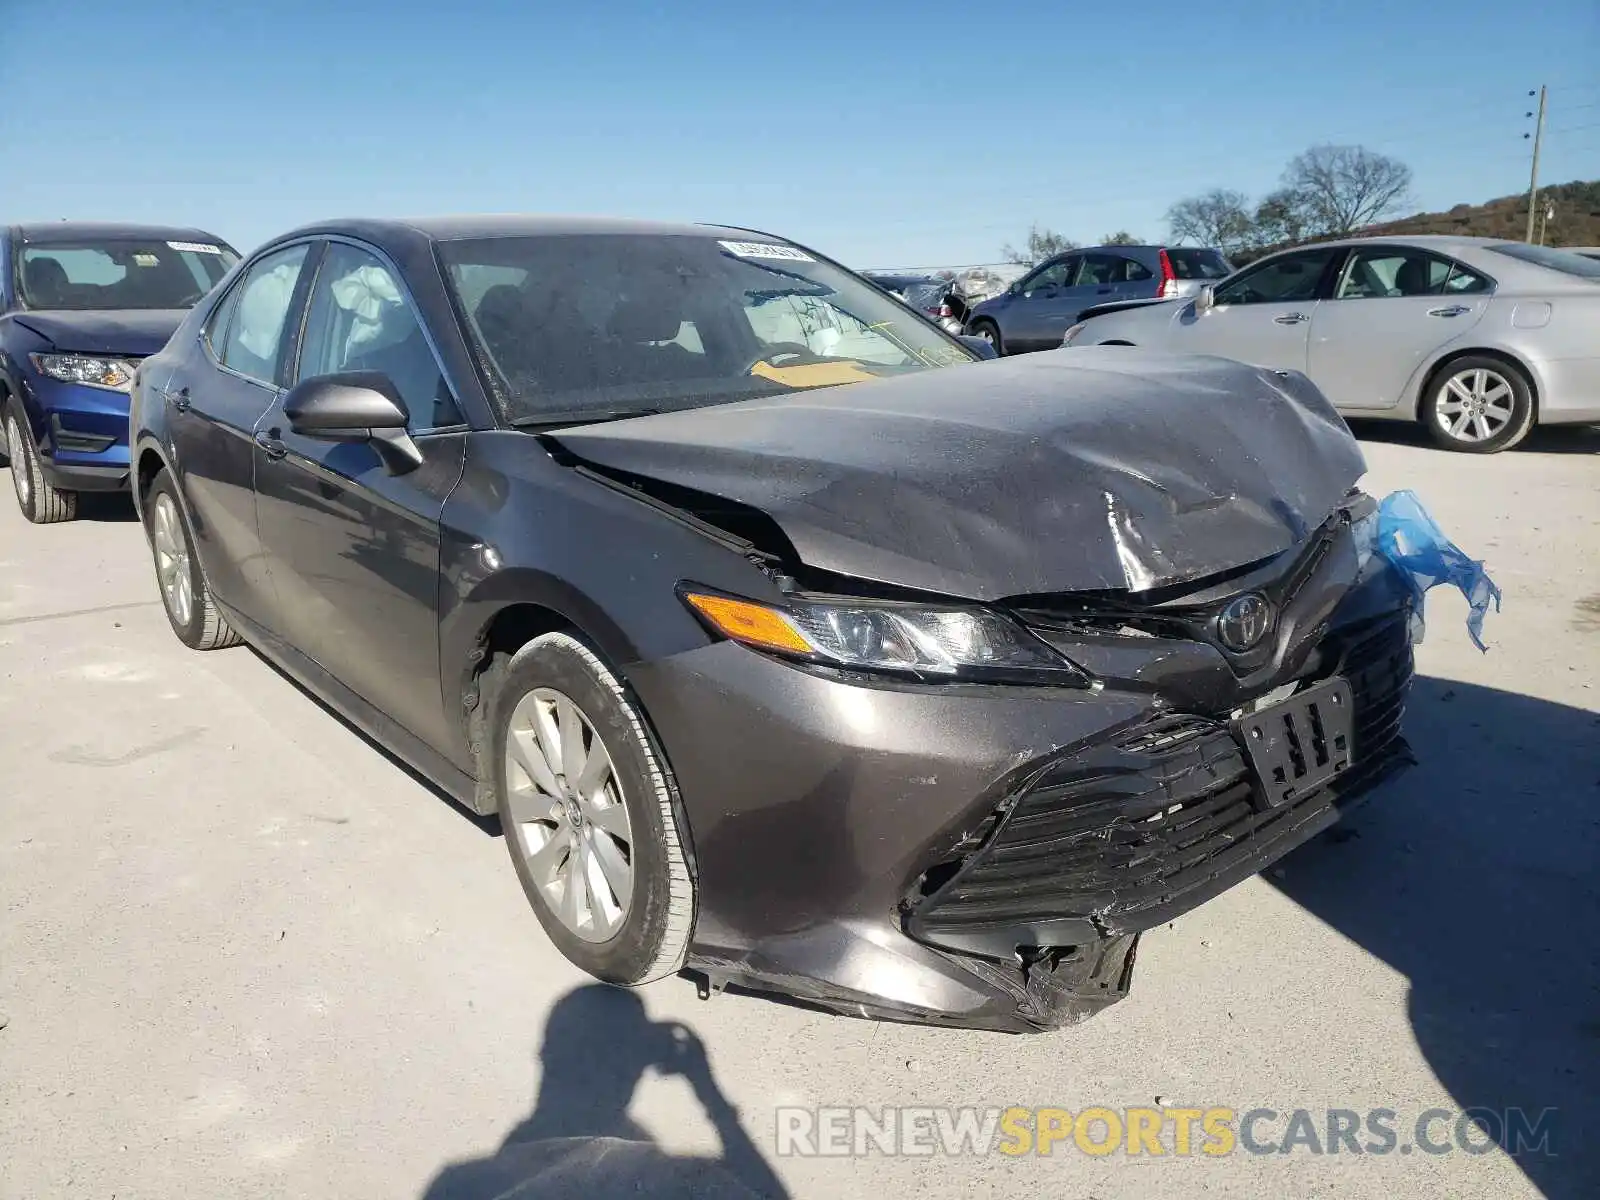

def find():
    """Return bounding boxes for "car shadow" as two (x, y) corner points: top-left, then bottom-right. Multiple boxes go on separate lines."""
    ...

(75, 491), (140, 522)
(419, 985), (789, 1199)
(243, 646), (500, 837)
(1268, 675), (1599, 1198)
(1347, 419), (1600, 455)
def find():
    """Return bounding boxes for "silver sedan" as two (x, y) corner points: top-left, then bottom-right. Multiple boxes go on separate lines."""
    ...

(1062, 236), (1600, 452)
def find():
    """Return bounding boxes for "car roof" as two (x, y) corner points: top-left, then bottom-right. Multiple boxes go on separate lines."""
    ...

(1273, 233), (1522, 256)
(268, 214), (770, 248)
(12, 220), (232, 246)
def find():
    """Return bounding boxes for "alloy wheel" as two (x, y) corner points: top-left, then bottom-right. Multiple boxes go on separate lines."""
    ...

(7, 417), (30, 508)
(503, 687), (634, 942)
(1436, 367), (1515, 444)
(151, 493), (194, 628)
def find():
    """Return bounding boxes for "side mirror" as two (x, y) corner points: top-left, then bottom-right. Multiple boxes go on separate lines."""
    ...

(957, 334), (998, 360)
(282, 372), (422, 473)
(1196, 285), (1216, 313)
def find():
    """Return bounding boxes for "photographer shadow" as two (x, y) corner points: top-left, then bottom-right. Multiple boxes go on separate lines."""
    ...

(421, 985), (788, 1199)
(1269, 675), (1600, 1198)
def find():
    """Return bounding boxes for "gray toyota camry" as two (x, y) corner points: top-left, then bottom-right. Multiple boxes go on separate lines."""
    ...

(129, 216), (1415, 1032)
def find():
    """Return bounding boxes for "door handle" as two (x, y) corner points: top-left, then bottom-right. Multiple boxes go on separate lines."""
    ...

(1273, 312), (1309, 325)
(1428, 305), (1470, 317)
(254, 431), (288, 460)
(1096, 286), (1114, 294)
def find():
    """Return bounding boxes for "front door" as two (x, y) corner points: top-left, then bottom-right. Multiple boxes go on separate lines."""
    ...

(1307, 245), (1492, 411)
(252, 241), (468, 753)
(166, 242), (313, 624)
(1168, 246), (1344, 373)
(1005, 255), (1080, 351)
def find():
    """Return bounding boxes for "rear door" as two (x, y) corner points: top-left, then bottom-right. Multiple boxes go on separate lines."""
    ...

(1167, 246), (1343, 372)
(1080, 251), (1156, 308)
(164, 242), (314, 624)
(252, 239), (468, 753)
(1307, 245), (1492, 411)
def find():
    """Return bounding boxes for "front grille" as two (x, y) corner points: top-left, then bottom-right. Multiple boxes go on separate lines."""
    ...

(907, 613), (1413, 958)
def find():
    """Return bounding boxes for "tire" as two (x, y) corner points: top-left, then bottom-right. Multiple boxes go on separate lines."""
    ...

(5, 407), (78, 523)
(1422, 356), (1535, 454)
(493, 632), (694, 986)
(969, 319), (1004, 356)
(143, 470), (241, 650)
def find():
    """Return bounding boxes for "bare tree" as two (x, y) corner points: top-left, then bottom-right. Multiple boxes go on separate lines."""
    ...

(1164, 189), (1254, 255)
(1098, 230), (1142, 245)
(1002, 225), (1078, 265)
(1282, 145), (1413, 235)
(1251, 187), (1315, 248)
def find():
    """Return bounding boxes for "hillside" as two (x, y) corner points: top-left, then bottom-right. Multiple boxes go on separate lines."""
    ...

(1234, 179), (1600, 263)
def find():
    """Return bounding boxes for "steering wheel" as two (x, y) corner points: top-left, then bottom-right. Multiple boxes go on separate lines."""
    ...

(742, 342), (828, 375)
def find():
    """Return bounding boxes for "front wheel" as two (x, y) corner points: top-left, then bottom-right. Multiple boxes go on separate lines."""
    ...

(5, 407), (78, 523)
(494, 632), (694, 985)
(1423, 357), (1535, 453)
(968, 319), (1003, 355)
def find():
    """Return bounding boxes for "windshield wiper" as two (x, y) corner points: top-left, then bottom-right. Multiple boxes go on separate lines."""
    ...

(508, 408), (662, 431)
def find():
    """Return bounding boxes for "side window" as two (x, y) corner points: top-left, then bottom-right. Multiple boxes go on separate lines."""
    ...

(1078, 253), (1125, 285)
(297, 243), (464, 430)
(1335, 247), (1461, 299)
(204, 280), (243, 359)
(1444, 263), (1490, 294)
(219, 244), (311, 384)
(1021, 257), (1073, 296)
(1117, 255), (1153, 282)
(1214, 248), (1339, 306)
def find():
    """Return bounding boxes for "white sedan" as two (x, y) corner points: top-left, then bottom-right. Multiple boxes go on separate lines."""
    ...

(1063, 236), (1600, 452)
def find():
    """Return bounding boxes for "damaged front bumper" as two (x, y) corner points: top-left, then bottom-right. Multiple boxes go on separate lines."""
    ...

(625, 505), (1416, 1033)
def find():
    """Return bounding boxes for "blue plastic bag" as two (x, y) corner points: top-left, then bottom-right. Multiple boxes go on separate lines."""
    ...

(1372, 490), (1501, 652)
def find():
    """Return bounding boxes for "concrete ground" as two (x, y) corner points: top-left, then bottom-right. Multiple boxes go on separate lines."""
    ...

(2, 424), (1596, 1200)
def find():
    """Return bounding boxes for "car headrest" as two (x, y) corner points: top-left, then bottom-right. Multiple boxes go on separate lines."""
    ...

(1393, 257), (1430, 295)
(474, 284), (526, 333)
(25, 257), (70, 300)
(607, 295), (683, 344)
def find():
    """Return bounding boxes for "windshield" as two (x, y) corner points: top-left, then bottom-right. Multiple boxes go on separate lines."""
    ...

(1486, 242), (1600, 280)
(18, 239), (238, 311)
(439, 233), (975, 423)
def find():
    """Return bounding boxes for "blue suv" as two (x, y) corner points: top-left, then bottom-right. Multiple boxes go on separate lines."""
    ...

(0, 223), (238, 522)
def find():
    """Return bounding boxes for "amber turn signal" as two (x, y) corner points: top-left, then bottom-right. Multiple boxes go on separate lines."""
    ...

(681, 591), (815, 655)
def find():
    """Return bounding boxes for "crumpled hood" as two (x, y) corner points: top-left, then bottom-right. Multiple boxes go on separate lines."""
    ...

(12, 309), (186, 356)
(552, 349), (1367, 599)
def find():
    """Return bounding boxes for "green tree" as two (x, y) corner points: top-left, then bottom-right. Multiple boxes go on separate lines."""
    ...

(1098, 231), (1142, 245)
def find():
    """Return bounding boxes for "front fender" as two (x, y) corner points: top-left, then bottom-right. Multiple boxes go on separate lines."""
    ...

(435, 433), (784, 770)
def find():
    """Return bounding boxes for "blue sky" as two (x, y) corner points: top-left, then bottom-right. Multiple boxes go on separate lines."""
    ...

(4, 0), (1596, 266)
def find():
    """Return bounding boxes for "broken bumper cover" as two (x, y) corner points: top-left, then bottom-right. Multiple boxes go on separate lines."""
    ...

(626, 570), (1415, 1034)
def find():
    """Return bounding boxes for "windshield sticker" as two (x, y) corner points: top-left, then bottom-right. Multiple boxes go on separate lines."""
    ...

(167, 241), (223, 254)
(718, 240), (815, 263)
(133, 253), (161, 267)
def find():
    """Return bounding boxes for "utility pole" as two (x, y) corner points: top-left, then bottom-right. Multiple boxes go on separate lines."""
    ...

(1524, 86), (1547, 243)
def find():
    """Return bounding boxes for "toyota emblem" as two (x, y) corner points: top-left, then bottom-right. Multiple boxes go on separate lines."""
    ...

(1217, 593), (1274, 652)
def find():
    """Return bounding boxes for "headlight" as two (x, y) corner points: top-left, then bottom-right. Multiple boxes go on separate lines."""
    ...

(30, 353), (137, 392)
(680, 588), (1091, 685)
(1061, 323), (1087, 346)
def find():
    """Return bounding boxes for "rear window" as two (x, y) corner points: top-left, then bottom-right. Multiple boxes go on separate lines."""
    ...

(1486, 243), (1600, 280)
(1165, 249), (1232, 280)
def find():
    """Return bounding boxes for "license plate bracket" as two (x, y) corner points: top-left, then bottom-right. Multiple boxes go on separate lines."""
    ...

(1233, 676), (1355, 809)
